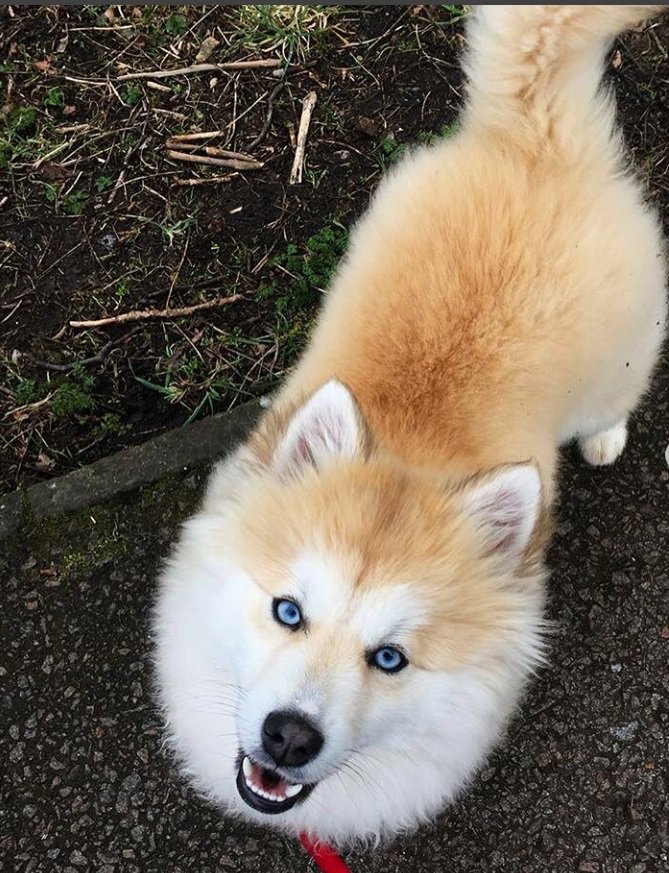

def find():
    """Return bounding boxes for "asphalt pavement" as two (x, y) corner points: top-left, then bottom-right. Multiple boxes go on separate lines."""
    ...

(3, 359), (668, 873)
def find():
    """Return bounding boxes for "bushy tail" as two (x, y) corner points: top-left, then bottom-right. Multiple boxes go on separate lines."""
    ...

(463, 5), (664, 156)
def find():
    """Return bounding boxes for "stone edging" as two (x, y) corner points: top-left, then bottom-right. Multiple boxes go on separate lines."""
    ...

(0, 400), (262, 540)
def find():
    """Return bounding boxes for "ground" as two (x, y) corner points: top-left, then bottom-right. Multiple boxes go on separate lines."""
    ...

(3, 365), (668, 872)
(2, 5), (668, 494)
(3, 5), (669, 873)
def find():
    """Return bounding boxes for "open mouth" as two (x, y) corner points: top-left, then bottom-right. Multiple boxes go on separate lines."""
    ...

(236, 755), (314, 815)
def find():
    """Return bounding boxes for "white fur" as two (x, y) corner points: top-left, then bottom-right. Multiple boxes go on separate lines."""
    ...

(153, 4), (666, 848)
(154, 534), (540, 844)
(579, 419), (628, 466)
(272, 379), (363, 477)
(460, 464), (542, 569)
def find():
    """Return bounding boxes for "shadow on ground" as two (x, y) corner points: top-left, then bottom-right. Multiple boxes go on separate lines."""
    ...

(3, 355), (668, 873)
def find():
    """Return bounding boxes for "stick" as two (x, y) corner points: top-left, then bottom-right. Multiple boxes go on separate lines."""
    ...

(248, 79), (286, 150)
(289, 91), (317, 185)
(117, 59), (280, 81)
(167, 130), (228, 142)
(69, 295), (244, 329)
(165, 140), (257, 162)
(166, 149), (263, 170)
(32, 339), (117, 372)
(145, 80), (172, 93)
(174, 175), (236, 187)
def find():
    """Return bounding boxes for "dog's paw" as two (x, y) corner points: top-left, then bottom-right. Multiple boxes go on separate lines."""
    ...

(579, 420), (628, 466)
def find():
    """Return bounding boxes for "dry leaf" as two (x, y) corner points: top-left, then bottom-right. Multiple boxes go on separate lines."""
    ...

(195, 36), (220, 64)
(36, 452), (55, 471)
(611, 49), (622, 70)
(38, 161), (72, 182)
(356, 115), (379, 137)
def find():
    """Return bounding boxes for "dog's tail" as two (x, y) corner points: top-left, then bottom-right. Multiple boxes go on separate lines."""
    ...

(463, 5), (663, 157)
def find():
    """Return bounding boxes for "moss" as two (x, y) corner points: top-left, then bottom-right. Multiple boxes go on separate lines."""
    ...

(10, 468), (206, 581)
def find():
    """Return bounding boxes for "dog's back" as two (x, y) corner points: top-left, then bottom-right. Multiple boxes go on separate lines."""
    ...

(157, 6), (667, 847)
(275, 5), (667, 496)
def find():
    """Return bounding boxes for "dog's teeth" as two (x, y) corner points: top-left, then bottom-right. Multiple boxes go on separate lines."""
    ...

(285, 783), (303, 798)
(242, 757), (253, 779)
(247, 779), (264, 797)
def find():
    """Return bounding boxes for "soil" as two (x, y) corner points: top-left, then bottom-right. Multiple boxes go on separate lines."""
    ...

(1, 5), (668, 493)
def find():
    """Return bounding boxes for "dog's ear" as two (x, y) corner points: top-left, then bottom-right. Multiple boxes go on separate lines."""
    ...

(457, 462), (542, 571)
(272, 379), (372, 478)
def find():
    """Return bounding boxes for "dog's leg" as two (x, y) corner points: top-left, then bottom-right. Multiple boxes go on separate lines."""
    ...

(578, 419), (628, 466)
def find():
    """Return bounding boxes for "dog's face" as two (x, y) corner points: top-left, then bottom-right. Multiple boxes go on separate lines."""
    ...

(154, 381), (546, 843)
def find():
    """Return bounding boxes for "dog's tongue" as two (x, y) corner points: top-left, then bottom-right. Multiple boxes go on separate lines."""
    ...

(251, 761), (288, 794)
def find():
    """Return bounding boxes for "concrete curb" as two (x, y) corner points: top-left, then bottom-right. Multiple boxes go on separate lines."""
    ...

(0, 400), (262, 540)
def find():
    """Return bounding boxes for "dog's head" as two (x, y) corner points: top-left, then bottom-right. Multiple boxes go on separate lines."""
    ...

(154, 380), (547, 844)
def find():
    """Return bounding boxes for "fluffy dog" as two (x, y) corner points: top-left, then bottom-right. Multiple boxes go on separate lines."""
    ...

(153, 5), (667, 845)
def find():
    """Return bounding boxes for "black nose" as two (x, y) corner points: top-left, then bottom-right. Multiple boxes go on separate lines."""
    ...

(262, 710), (324, 767)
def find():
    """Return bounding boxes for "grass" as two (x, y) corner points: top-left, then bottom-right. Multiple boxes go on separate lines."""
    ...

(440, 5), (468, 23)
(50, 368), (96, 417)
(128, 218), (349, 424)
(0, 106), (39, 169)
(0, 4), (472, 489)
(233, 5), (339, 62)
(377, 123), (459, 168)
(259, 220), (349, 315)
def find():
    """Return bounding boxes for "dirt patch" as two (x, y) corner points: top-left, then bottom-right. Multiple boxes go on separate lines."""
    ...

(1, 5), (667, 492)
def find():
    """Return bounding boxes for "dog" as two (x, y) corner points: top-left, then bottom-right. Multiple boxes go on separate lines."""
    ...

(153, 5), (667, 845)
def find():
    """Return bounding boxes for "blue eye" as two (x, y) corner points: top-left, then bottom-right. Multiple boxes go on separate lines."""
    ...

(272, 598), (303, 630)
(370, 646), (408, 674)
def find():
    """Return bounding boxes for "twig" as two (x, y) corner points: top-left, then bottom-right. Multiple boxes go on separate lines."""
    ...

(248, 80), (286, 151)
(117, 59), (280, 81)
(33, 327), (139, 373)
(289, 91), (318, 185)
(5, 394), (55, 420)
(31, 338), (117, 372)
(166, 150), (263, 170)
(165, 139), (257, 162)
(152, 108), (188, 121)
(173, 175), (236, 187)
(145, 80), (172, 93)
(167, 130), (228, 142)
(69, 295), (244, 329)
(54, 123), (91, 134)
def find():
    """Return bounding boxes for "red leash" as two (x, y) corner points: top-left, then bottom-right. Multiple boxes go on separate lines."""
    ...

(300, 833), (353, 873)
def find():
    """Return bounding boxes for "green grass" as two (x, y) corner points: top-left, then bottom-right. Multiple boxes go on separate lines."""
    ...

(94, 175), (114, 193)
(94, 413), (129, 439)
(122, 83), (143, 107)
(259, 221), (348, 315)
(233, 5), (338, 62)
(416, 122), (460, 146)
(377, 135), (407, 168)
(51, 368), (96, 417)
(165, 12), (188, 37)
(439, 5), (468, 23)
(43, 87), (64, 108)
(0, 106), (39, 169)
(14, 378), (37, 407)
(62, 190), (88, 216)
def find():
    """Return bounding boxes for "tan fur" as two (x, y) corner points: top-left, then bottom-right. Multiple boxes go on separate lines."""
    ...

(155, 7), (667, 842)
(234, 5), (666, 672)
(263, 24), (666, 504)
(225, 460), (545, 672)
